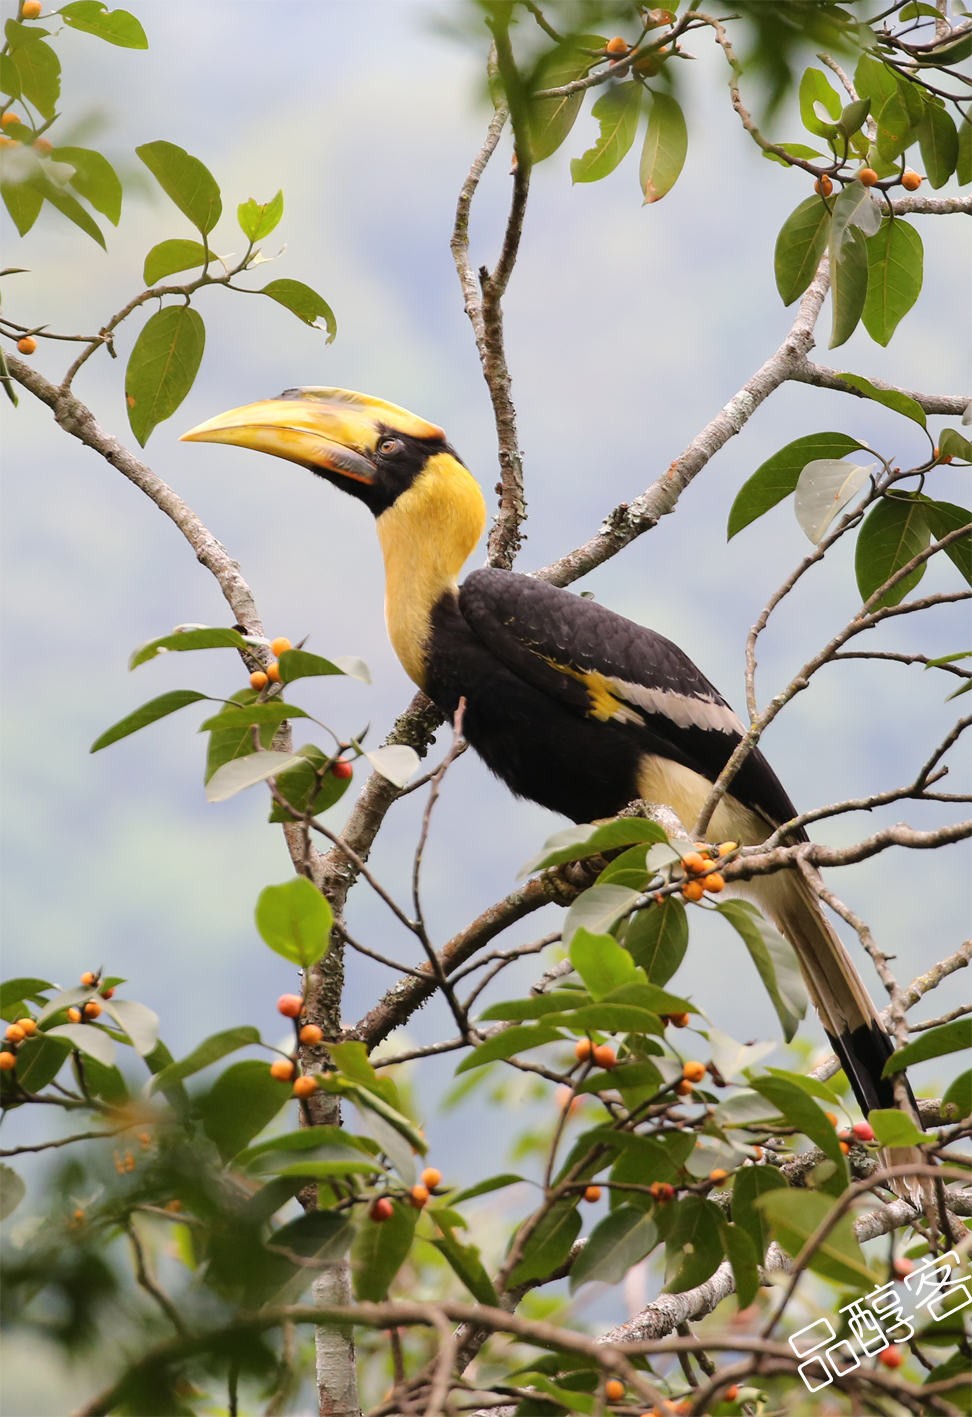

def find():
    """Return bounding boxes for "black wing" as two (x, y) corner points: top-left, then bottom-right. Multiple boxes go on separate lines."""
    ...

(459, 568), (803, 834)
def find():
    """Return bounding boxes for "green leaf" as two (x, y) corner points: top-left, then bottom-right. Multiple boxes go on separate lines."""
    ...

(10, 38), (60, 118)
(749, 1076), (848, 1193)
(10, 1033), (71, 1092)
(921, 497), (972, 585)
(756, 1188), (879, 1287)
(50, 146), (122, 224)
(428, 1227), (498, 1306)
(867, 1107), (930, 1146)
(546, 1003), (663, 1037)
(571, 81), (641, 184)
(799, 67), (841, 138)
(855, 495), (931, 609)
(608, 1136), (683, 1208)
(874, 91), (914, 162)
(665, 1195), (724, 1293)
(527, 34), (605, 163)
(58, 3), (147, 47)
(862, 218), (923, 347)
(125, 304), (205, 446)
(639, 91), (686, 204)
(149, 1026), (261, 1093)
(237, 1126), (378, 1168)
(142, 238), (207, 287)
(596, 842), (651, 887)
(515, 1377), (595, 1414)
(1, 181), (43, 237)
(941, 1070), (971, 1123)
(352, 1198), (418, 1301)
(27, 169), (105, 248)
(794, 457), (872, 543)
(130, 625), (249, 670)
(327, 1040), (398, 1105)
(762, 141), (824, 166)
(838, 97), (871, 138)
(46, 1022), (115, 1067)
(917, 103), (958, 188)
(135, 140), (221, 235)
(834, 370), (927, 428)
(4, 19), (52, 48)
(519, 817), (666, 878)
(774, 196), (831, 306)
(569, 1206), (657, 1291)
(205, 749), (302, 802)
(728, 431), (865, 539)
(479, 992), (593, 1022)
(197, 1059), (292, 1163)
(576, 1059), (662, 1097)
(90, 689), (211, 752)
(269, 745), (351, 823)
(854, 54), (899, 112)
(568, 927), (640, 999)
(268, 1209), (354, 1263)
(563, 889), (642, 950)
(255, 877), (332, 968)
(715, 901), (806, 1041)
(0, 978), (53, 1012)
(82, 1056), (128, 1105)
(957, 115), (971, 185)
(883, 1016), (972, 1075)
(508, 1199), (582, 1286)
(102, 998), (158, 1056)
(938, 430), (972, 464)
(259, 279), (336, 340)
(722, 1221), (761, 1308)
(829, 224), (869, 349)
(450, 1174), (526, 1206)
(199, 701), (309, 734)
(202, 688), (275, 781)
(0, 1163), (26, 1221)
(0, 52), (22, 98)
(623, 899), (688, 986)
(763, 1067), (845, 1109)
(277, 648), (349, 683)
(454, 1023), (564, 1074)
(237, 190), (283, 242)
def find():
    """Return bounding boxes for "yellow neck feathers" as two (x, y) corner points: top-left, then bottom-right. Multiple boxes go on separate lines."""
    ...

(376, 452), (486, 688)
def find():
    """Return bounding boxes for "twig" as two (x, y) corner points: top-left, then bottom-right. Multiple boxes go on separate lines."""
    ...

(0, 1125), (129, 1156)
(126, 1221), (188, 1337)
(910, 1004), (972, 1032)
(832, 650), (972, 680)
(333, 922), (428, 980)
(789, 360), (970, 414)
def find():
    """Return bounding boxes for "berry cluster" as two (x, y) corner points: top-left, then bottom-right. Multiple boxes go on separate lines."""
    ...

(679, 842), (735, 902)
(0, 970), (114, 1073)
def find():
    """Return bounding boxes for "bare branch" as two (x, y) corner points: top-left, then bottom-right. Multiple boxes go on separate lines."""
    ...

(789, 359), (970, 415)
(126, 1221), (188, 1337)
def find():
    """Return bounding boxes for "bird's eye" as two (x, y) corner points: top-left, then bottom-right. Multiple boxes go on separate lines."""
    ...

(378, 437), (403, 457)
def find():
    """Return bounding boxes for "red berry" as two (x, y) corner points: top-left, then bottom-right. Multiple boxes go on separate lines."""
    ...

(879, 1345), (903, 1368)
(370, 1197), (394, 1222)
(852, 1121), (875, 1142)
(331, 758), (353, 780)
(277, 994), (302, 1018)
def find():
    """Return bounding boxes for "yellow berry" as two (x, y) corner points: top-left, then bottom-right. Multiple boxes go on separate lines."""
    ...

(267, 661), (281, 682)
(293, 1075), (318, 1098)
(0, 1052), (17, 1071)
(704, 872), (725, 893)
(18, 1018), (36, 1036)
(421, 1167), (442, 1189)
(299, 1024), (323, 1045)
(901, 170), (922, 191)
(270, 1058), (295, 1081)
(22, 0), (43, 16)
(718, 841), (737, 856)
(681, 880), (704, 902)
(270, 637), (292, 657)
(409, 1184), (429, 1208)
(709, 1168), (728, 1185)
(858, 167), (879, 186)
(5, 1025), (25, 1043)
(0, 112), (20, 129)
(682, 1060), (706, 1082)
(584, 1185), (602, 1203)
(605, 1379), (625, 1401)
(17, 336), (37, 355)
(67, 1007), (82, 1023)
(814, 175), (833, 196)
(250, 670), (268, 689)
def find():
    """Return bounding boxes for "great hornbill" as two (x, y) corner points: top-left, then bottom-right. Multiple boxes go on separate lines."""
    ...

(182, 386), (917, 1136)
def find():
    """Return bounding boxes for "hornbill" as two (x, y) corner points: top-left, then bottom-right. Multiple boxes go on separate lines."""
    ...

(182, 386), (922, 1157)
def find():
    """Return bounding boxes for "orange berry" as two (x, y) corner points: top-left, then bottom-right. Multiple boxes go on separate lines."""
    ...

(839, 1140), (851, 1154)
(267, 661), (281, 682)
(80, 971), (98, 986)
(574, 1038), (594, 1062)
(299, 1024), (323, 1045)
(682, 1060), (706, 1083)
(17, 1018), (36, 1036)
(681, 880), (704, 902)
(649, 1181), (674, 1203)
(293, 1075), (318, 1098)
(824, 1112), (838, 1127)
(331, 758), (353, 780)
(858, 167), (879, 186)
(675, 1079), (694, 1096)
(605, 1379), (625, 1401)
(704, 872), (725, 893)
(370, 1197), (394, 1222)
(901, 170), (922, 191)
(277, 994), (302, 1018)
(250, 670), (268, 689)
(709, 1168), (729, 1185)
(0, 137), (21, 147)
(0, 1052), (17, 1071)
(934, 447), (953, 464)
(879, 1345), (903, 1368)
(409, 1184), (429, 1208)
(138, 1132), (152, 1146)
(270, 1058), (295, 1081)
(83, 1000), (101, 1018)
(67, 1007), (82, 1023)
(100, 987), (114, 999)
(724, 1385), (739, 1402)
(0, 112), (20, 128)
(17, 336), (37, 355)
(751, 1145), (763, 1160)
(165, 1199), (182, 1212)
(270, 637), (292, 657)
(421, 1167), (442, 1189)
(5, 1025), (25, 1043)
(670, 1012), (690, 1028)
(583, 1185), (602, 1203)
(682, 852), (706, 873)
(592, 1043), (616, 1070)
(32, 137), (52, 155)
(718, 841), (737, 857)
(814, 175), (833, 196)
(22, 0), (43, 15)
(605, 36), (629, 55)
(893, 1257), (914, 1278)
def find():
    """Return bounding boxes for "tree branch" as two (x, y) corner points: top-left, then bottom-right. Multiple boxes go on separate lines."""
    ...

(789, 359), (970, 415)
